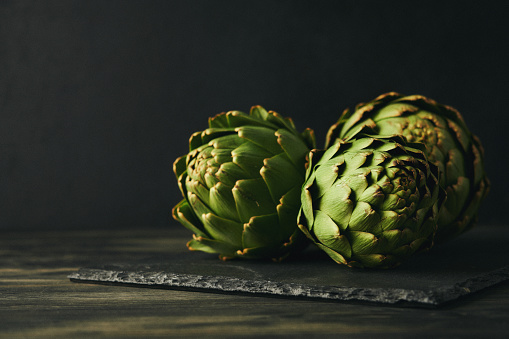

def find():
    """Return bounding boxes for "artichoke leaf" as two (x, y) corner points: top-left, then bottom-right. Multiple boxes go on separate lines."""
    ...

(444, 176), (470, 221)
(275, 128), (311, 173)
(348, 201), (381, 233)
(279, 183), (302, 208)
(265, 110), (298, 132)
(407, 237), (428, 254)
(236, 245), (286, 261)
(303, 150), (320, 185)
(379, 210), (406, 231)
(261, 153), (302, 203)
(315, 242), (349, 266)
(225, 110), (277, 129)
(379, 229), (403, 250)
(214, 162), (245, 186)
(242, 214), (282, 249)
(210, 134), (245, 150)
(301, 128), (316, 150)
(349, 136), (377, 152)
(298, 221), (316, 242)
(358, 184), (385, 208)
(338, 107), (373, 137)
(349, 231), (379, 255)
(368, 151), (391, 168)
(176, 169), (188, 197)
(339, 122), (376, 143)
(300, 184), (315, 228)
(189, 131), (204, 150)
(231, 143), (271, 178)
(201, 213), (244, 247)
(276, 203), (299, 240)
(209, 182), (239, 221)
(204, 169), (220, 189)
(471, 137), (487, 186)
(313, 210), (352, 257)
(187, 236), (238, 259)
(172, 200), (207, 237)
(447, 118), (470, 152)
(173, 155), (188, 178)
(416, 216), (438, 240)
(186, 178), (210, 205)
(317, 182), (353, 232)
(433, 128), (457, 157)
(313, 160), (343, 196)
(233, 178), (276, 223)
(237, 125), (282, 155)
(343, 169), (370, 195)
(200, 128), (236, 145)
(444, 148), (465, 186)
(356, 254), (396, 269)
(187, 192), (214, 222)
(375, 103), (419, 120)
(342, 150), (372, 172)
(277, 186), (304, 238)
(249, 105), (269, 120)
(381, 192), (405, 211)
(208, 111), (237, 128)
(319, 141), (343, 164)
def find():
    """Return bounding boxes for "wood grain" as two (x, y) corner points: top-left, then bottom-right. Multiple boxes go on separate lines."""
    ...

(1, 227), (509, 338)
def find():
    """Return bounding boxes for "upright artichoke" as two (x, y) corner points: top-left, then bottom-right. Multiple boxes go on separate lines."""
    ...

(173, 106), (315, 261)
(326, 93), (489, 242)
(298, 133), (445, 268)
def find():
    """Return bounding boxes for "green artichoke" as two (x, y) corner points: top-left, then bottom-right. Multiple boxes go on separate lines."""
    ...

(326, 93), (489, 242)
(173, 106), (315, 261)
(298, 133), (445, 268)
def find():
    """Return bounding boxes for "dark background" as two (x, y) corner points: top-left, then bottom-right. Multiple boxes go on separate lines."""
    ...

(1, 0), (507, 230)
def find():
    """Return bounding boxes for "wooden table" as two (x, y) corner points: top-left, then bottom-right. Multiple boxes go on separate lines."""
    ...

(1, 227), (508, 338)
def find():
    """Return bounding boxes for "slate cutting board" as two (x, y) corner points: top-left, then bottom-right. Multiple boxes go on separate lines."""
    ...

(69, 225), (509, 307)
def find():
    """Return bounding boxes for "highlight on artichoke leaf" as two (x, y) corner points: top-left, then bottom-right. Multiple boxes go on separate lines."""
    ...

(297, 133), (446, 269)
(172, 105), (316, 261)
(326, 92), (489, 243)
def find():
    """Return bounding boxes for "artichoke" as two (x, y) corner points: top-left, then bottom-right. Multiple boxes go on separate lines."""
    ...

(173, 106), (315, 261)
(298, 133), (445, 268)
(326, 93), (489, 242)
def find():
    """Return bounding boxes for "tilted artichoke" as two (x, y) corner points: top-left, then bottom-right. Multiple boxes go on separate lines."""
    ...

(326, 93), (489, 242)
(173, 106), (315, 261)
(298, 133), (445, 268)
